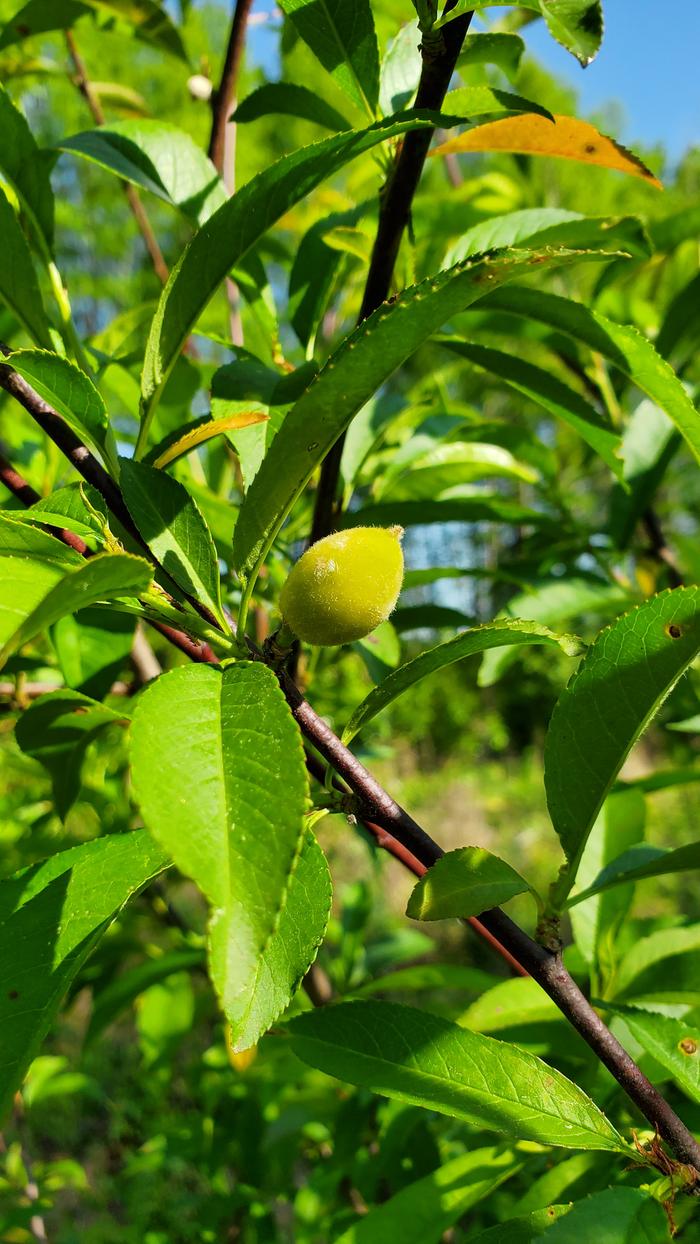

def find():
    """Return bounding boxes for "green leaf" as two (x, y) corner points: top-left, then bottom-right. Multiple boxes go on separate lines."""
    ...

(479, 577), (631, 688)
(607, 1006), (700, 1105)
(289, 1001), (627, 1151)
(443, 85), (553, 122)
(343, 619), (582, 744)
(138, 112), (466, 448)
(533, 0), (604, 68)
(469, 1206), (573, 1243)
(407, 847), (530, 921)
(379, 23), (421, 115)
(568, 841), (700, 908)
(436, 1), (603, 67)
(439, 340), (623, 477)
(445, 209), (649, 267)
(461, 977), (562, 1036)
(0, 551), (153, 669)
(531, 1188), (668, 1243)
(277, 0), (379, 118)
(7, 349), (118, 473)
(334, 1146), (522, 1244)
(608, 401), (679, 550)
(234, 247), (605, 580)
(119, 458), (225, 628)
(457, 32), (525, 80)
(0, 831), (169, 1121)
(567, 790), (645, 968)
(15, 689), (127, 817)
(353, 964), (498, 998)
(58, 121), (226, 226)
(545, 589), (700, 889)
(614, 925), (700, 1005)
(342, 497), (553, 529)
(381, 441), (539, 498)
(0, 82), (54, 249)
(0, 188), (53, 347)
(129, 663), (332, 1049)
(234, 82), (350, 131)
(51, 606), (136, 699)
(0, 513), (81, 645)
(0, 0), (188, 62)
(87, 947), (204, 1043)
(19, 481), (110, 544)
(478, 287), (700, 469)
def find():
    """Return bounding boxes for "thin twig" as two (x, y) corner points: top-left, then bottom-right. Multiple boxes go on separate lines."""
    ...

(207, 0), (253, 343)
(309, 4), (475, 543)
(208, 0), (254, 183)
(65, 31), (170, 287)
(2, 437), (700, 1177)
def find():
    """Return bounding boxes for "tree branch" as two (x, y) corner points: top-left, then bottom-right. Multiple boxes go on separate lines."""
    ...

(309, 4), (474, 544)
(3, 436), (700, 1176)
(65, 31), (170, 287)
(208, 0), (255, 182)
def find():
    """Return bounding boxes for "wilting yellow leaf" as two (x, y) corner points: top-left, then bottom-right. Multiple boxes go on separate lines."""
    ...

(153, 411), (268, 469)
(432, 114), (662, 189)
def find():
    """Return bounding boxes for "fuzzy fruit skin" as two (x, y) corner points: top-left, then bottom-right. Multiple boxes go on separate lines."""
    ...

(279, 526), (404, 646)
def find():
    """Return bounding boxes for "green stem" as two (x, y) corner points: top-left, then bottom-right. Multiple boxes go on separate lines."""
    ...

(46, 261), (93, 375)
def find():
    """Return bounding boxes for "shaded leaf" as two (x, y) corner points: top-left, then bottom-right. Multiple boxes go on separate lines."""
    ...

(568, 841), (700, 908)
(530, 1188), (668, 1243)
(545, 589), (700, 888)
(0, 82), (53, 248)
(0, 0), (188, 62)
(439, 339), (623, 476)
(15, 689), (127, 817)
(0, 189), (53, 347)
(0, 832), (168, 1120)
(277, 0), (379, 117)
(335, 1146), (522, 1244)
(0, 551), (153, 669)
(58, 121), (225, 225)
(234, 82), (350, 131)
(120, 458), (225, 627)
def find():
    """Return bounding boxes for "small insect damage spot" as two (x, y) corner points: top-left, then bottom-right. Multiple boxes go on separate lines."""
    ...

(666, 623), (683, 639)
(679, 1038), (698, 1056)
(7, 989), (19, 1000)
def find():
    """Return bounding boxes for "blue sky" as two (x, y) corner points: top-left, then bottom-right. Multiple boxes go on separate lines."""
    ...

(491, 1), (700, 165)
(244, 1), (699, 166)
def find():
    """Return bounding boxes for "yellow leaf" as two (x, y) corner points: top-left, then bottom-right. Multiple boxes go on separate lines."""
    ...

(153, 411), (268, 469)
(432, 114), (662, 189)
(226, 1027), (258, 1072)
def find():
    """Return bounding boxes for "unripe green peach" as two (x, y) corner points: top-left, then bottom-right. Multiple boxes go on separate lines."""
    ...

(279, 526), (404, 646)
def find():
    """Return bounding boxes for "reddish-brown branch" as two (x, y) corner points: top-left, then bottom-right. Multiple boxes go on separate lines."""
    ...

(65, 31), (170, 286)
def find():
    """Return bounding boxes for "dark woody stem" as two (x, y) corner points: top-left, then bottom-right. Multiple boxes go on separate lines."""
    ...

(309, 3), (475, 544)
